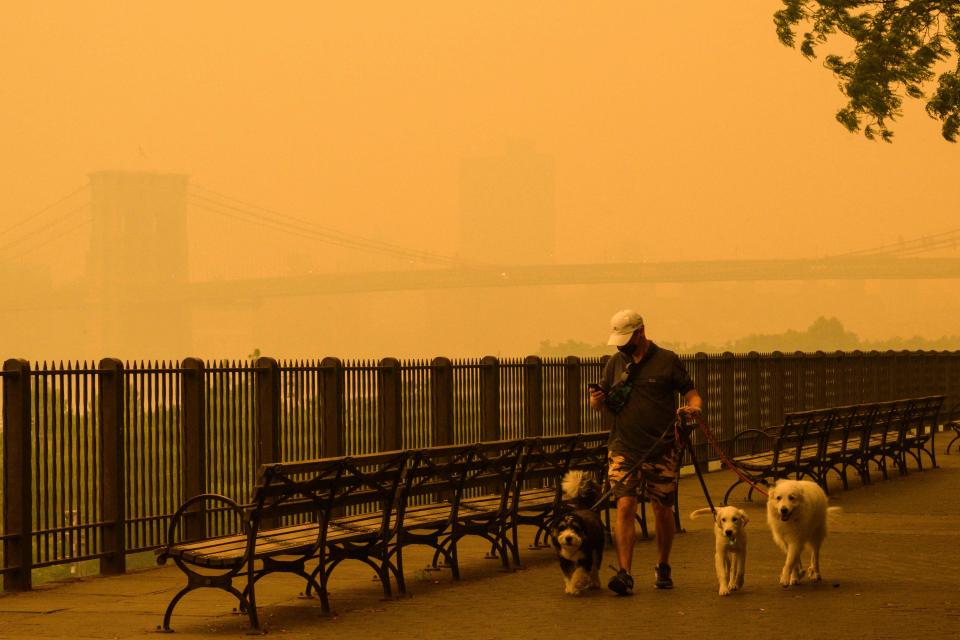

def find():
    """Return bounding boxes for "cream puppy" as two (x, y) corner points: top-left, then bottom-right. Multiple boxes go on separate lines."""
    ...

(691, 506), (748, 596)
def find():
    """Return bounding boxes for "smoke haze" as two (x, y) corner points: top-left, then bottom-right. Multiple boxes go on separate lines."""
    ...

(2, 1), (958, 360)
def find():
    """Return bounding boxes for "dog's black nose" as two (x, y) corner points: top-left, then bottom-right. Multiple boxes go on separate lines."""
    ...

(564, 535), (573, 545)
(724, 530), (734, 537)
(780, 507), (789, 516)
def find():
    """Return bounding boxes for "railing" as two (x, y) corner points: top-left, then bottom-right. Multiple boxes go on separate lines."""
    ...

(2, 350), (959, 590)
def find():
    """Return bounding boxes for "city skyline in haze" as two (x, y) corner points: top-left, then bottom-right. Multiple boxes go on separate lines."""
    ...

(2, 1), (958, 359)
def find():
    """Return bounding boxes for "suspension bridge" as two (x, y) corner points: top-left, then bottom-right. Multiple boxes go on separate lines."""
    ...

(3, 175), (960, 310)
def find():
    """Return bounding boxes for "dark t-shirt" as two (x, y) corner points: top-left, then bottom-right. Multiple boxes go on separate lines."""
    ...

(602, 343), (695, 457)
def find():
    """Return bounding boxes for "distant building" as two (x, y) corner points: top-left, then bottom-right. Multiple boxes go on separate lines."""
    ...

(459, 140), (557, 265)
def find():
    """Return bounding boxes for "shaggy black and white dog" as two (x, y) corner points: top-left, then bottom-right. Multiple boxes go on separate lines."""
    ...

(551, 470), (605, 595)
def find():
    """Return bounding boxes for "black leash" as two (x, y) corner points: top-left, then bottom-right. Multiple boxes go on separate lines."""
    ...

(676, 414), (717, 515)
(587, 413), (717, 514)
(587, 423), (674, 512)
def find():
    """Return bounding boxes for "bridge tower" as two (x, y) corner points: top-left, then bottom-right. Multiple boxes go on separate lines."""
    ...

(87, 171), (190, 358)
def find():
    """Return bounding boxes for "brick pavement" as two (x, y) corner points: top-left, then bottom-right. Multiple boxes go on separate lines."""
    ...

(1, 438), (958, 640)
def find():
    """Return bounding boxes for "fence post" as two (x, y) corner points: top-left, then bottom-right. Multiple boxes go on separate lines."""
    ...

(746, 352), (761, 432)
(320, 357), (344, 457)
(770, 351), (784, 425)
(379, 358), (403, 451)
(693, 352), (710, 426)
(3, 359), (32, 591)
(833, 351), (846, 405)
(813, 351), (827, 409)
(563, 356), (582, 435)
(720, 352), (735, 444)
(180, 358), (206, 541)
(792, 351), (806, 411)
(524, 356), (543, 438)
(866, 351), (879, 402)
(480, 356), (500, 441)
(431, 357), (454, 445)
(255, 357), (281, 465)
(99, 358), (126, 576)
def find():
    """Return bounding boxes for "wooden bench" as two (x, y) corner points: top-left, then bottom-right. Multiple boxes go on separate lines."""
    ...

(159, 430), (686, 632)
(945, 403), (960, 454)
(855, 400), (905, 481)
(390, 439), (526, 586)
(898, 395), (945, 471)
(508, 434), (579, 557)
(821, 403), (878, 489)
(722, 396), (945, 503)
(723, 409), (831, 502)
(157, 450), (408, 632)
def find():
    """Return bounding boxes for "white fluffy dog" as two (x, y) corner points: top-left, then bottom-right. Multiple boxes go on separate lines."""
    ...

(766, 479), (840, 587)
(691, 506), (749, 596)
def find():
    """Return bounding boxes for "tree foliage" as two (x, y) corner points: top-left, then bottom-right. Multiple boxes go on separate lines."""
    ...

(775, 0), (960, 142)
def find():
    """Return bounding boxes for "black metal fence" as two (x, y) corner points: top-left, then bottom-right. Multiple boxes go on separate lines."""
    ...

(2, 350), (959, 590)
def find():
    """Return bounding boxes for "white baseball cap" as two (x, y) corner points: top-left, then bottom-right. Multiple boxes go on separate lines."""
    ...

(607, 309), (644, 346)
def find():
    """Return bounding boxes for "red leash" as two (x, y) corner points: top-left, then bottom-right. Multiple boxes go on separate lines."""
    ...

(683, 413), (768, 498)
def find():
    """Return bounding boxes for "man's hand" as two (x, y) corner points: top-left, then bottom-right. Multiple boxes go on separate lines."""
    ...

(676, 405), (702, 431)
(676, 405), (702, 418)
(588, 388), (606, 411)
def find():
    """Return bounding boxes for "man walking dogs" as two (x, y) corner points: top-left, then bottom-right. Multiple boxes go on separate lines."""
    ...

(589, 310), (702, 595)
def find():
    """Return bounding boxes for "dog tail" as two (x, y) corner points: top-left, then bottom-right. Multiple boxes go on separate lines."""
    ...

(827, 506), (843, 521)
(561, 470), (583, 500)
(561, 470), (601, 507)
(688, 507), (714, 520)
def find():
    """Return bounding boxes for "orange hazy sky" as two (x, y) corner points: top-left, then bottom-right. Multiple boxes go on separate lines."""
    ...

(1, 1), (958, 357)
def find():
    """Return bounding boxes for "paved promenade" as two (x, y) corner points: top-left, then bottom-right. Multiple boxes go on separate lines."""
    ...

(2, 439), (959, 640)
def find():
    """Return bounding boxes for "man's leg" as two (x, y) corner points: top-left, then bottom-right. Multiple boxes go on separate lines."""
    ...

(607, 453), (638, 595)
(615, 495), (638, 572)
(643, 447), (680, 589)
(651, 501), (675, 565)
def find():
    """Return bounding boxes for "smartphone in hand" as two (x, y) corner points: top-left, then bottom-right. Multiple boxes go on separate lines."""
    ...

(587, 383), (604, 393)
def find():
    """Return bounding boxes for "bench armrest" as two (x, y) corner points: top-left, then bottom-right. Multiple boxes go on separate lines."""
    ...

(157, 493), (250, 565)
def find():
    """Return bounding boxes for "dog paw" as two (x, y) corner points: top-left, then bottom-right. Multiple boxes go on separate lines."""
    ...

(806, 567), (822, 581)
(719, 587), (731, 596)
(728, 583), (739, 592)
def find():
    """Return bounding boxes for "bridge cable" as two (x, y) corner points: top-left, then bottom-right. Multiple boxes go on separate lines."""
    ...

(0, 184), (89, 237)
(187, 187), (477, 266)
(0, 202), (92, 253)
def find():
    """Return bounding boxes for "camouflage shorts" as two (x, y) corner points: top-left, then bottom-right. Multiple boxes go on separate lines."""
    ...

(607, 447), (679, 507)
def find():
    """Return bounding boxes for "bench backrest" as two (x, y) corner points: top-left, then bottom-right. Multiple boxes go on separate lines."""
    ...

(403, 443), (478, 506)
(515, 434), (578, 488)
(912, 395), (944, 435)
(830, 403), (876, 451)
(868, 400), (905, 445)
(772, 408), (833, 462)
(567, 431), (610, 476)
(462, 438), (526, 504)
(251, 450), (409, 529)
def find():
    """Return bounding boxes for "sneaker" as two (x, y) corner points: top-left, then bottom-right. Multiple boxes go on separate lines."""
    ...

(654, 563), (673, 589)
(607, 568), (634, 596)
